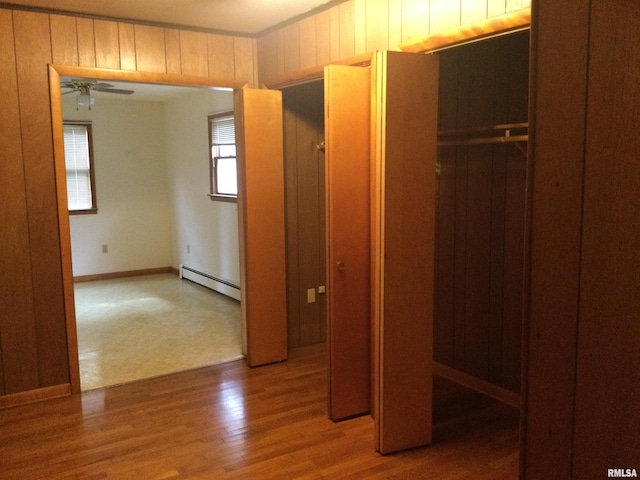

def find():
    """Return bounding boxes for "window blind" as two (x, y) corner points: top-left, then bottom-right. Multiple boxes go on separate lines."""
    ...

(64, 124), (93, 211)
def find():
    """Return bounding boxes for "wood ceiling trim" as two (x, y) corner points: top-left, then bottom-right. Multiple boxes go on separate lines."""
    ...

(399, 8), (531, 54)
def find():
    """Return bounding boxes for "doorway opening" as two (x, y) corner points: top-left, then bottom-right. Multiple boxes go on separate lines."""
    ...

(50, 66), (246, 392)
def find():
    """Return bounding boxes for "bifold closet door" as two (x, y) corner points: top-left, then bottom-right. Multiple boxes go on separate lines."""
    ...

(372, 51), (439, 454)
(234, 88), (287, 367)
(325, 65), (371, 421)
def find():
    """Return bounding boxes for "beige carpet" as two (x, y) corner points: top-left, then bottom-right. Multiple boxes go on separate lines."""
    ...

(74, 273), (243, 391)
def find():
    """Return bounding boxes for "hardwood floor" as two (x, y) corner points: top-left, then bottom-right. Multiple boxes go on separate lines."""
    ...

(0, 344), (519, 479)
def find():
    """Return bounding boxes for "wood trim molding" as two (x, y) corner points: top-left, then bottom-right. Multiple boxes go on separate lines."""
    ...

(433, 361), (521, 409)
(73, 267), (175, 283)
(399, 8), (531, 54)
(0, 384), (71, 409)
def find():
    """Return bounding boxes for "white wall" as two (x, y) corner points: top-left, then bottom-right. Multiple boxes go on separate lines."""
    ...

(64, 86), (240, 287)
(163, 89), (240, 286)
(64, 95), (173, 276)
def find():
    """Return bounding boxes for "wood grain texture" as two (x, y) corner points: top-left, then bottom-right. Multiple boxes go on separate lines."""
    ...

(164, 29), (181, 74)
(50, 14), (79, 66)
(207, 33), (234, 79)
(282, 81), (326, 349)
(520, 1), (590, 478)
(13, 10), (70, 391)
(325, 65), (371, 420)
(76, 17), (96, 67)
(94, 20), (120, 70)
(235, 88), (287, 367)
(0, 9), (37, 396)
(403, 7), (531, 53)
(179, 30), (208, 77)
(0, 344), (520, 478)
(118, 22), (136, 71)
(435, 32), (528, 394)
(233, 37), (256, 87)
(134, 25), (167, 73)
(572, 1), (640, 475)
(372, 51), (439, 454)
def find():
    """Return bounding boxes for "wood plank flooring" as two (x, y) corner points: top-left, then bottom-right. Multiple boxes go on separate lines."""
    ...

(0, 344), (519, 479)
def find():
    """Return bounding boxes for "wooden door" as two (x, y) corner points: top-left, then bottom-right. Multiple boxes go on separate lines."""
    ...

(235, 88), (287, 367)
(324, 65), (371, 421)
(372, 51), (439, 454)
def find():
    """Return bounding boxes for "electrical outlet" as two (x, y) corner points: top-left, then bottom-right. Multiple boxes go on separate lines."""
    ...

(307, 288), (316, 304)
(102, 244), (108, 253)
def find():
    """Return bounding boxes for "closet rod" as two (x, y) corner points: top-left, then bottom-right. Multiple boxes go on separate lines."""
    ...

(438, 122), (528, 138)
(438, 134), (528, 147)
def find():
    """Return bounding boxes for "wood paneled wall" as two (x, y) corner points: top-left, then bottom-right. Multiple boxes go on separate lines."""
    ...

(0, 6), (257, 400)
(282, 81), (327, 348)
(257, 0), (531, 86)
(435, 31), (529, 393)
(522, 1), (640, 477)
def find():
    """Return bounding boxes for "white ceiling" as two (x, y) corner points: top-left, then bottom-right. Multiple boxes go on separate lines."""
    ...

(7, 0), (337, 34)
(60, 77), (232, 102)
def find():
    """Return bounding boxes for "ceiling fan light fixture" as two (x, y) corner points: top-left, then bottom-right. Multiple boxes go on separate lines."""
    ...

(76, 92), (95, 108)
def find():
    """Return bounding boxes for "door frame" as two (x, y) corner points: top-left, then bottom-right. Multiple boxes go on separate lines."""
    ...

(49, 64), (245, 393)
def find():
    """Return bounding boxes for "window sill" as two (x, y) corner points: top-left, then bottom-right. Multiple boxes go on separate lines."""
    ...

(208, 194), (237, 203)
(69, 208), (98, 215)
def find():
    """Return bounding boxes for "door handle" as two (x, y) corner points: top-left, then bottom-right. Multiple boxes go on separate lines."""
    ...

(336, 261), (345, 271)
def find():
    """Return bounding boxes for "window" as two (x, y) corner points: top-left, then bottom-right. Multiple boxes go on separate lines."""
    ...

(209, 112), (237, 201)
(63, 122), (97, 214)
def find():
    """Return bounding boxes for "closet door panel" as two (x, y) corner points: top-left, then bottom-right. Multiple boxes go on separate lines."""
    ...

(373, 51), (439, 454)
(235, 88), (287, 367)
(325, 65), (371, 421)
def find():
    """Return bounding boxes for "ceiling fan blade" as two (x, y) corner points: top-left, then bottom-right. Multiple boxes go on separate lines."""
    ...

(93, 87), (135, 95)
(92, 82), (114, 89)
(62, 89), (80, 95)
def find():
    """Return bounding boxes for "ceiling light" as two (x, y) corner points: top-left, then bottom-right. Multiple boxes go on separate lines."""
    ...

(76, 89), (95, 109)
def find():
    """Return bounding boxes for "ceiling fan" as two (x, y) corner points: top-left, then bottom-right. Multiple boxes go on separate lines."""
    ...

(61, 79), (134, 108)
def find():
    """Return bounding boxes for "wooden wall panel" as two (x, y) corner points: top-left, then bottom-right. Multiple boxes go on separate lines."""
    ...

(282, 82), (326, 348)
(0, 9), (38, 396)
(234, 37), (257, 87)
(299, 17), (317, 70)
(94, 20), (121, 70)
(164, 29), (181, 74)
(207, 33), (234, 79)
(76, 18), (96, 67)
(13, 10), (69, 390)
(179, 31), (208, 77)
(572, 1), (640, 475)
(520, 1), (590, 477)
(50, 15), (78, 66)
(401, 0), (429, 42)
(337, 1), (356, 60)
(135, 25), (167, 73)
(315, 10), (332, 67)
(365, 0), (389, 52)
(434, 32), (528, 393)
(118, 23), (136, 71)
(388, 0), (402, 51)
(257, 0), (531, 86)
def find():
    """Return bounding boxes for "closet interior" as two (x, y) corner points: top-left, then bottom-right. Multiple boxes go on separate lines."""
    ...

(280, 27), (530, 429)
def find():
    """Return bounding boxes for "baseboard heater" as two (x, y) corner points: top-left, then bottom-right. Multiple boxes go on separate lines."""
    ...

(179, 264), (241, 301)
